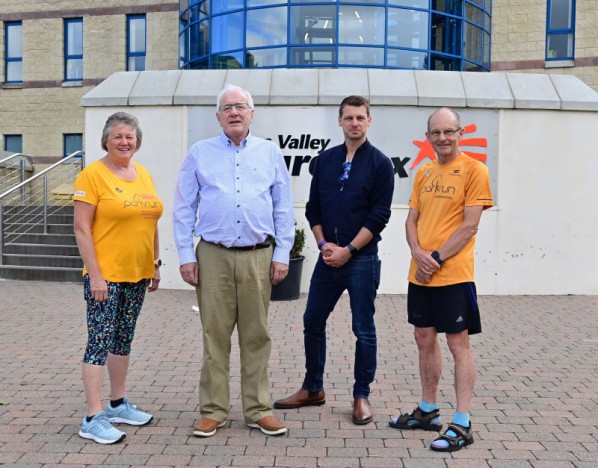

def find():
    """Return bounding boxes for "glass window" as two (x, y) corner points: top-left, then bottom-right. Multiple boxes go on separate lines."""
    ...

(549, 0), (573, 28)
(388, 0), (428, 7)
(291, 5), (337, 45)
(432, 0), (464, 15)
(212, 0), (244, 15)
(127, 15), (146, 71)
(546, 0), (575, 60)
(4, 135), (23, 153)
(246, 47), (287, 67)
(5, 22), (22, 83)
(212, 51), (244, 68)
(387, 48), (428, 69)
(190, 20), (209, 59)
(338, 46), (384, 66)
(247, 7), (287, 48)
(64, 134), (83, 157)
(431, 12), (463, 56)
(247, 0), (286, 6)
(339, 6), (385, 46)
(64, 18), (83, 81)
(290, 46), (336, 66)
(463, 22), (483, 63)
(212, 12), (244, 53)
(388, 8), (429, 49)
(466, 3), (484, 26)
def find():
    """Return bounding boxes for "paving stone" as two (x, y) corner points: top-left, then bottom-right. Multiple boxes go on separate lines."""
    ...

(0, 281), (596, 467)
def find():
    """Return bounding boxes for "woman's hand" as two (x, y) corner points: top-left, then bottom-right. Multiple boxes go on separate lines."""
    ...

(148, 267), (160, 292)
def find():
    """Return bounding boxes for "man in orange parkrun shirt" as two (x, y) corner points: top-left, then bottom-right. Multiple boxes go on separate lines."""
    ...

(390, 107), (493, 452)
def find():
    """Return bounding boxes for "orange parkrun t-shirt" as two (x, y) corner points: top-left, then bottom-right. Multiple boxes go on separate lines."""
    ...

(73, 160), (163, 283)
(408, 153), (493, 287)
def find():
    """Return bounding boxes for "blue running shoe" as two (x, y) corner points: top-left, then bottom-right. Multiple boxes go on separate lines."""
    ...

(79, 413), (126, 444)
(105, 398), (153, 426)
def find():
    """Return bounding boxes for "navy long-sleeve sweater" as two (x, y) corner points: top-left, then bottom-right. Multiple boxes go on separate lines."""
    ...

(305, 139), (395, 255)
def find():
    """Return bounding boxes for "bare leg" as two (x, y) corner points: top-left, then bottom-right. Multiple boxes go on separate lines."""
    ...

(446, 331), (475, 413)
(414, 327), (441, 403)
(82, 363), (105, 416)
(107, 353), (130, 402)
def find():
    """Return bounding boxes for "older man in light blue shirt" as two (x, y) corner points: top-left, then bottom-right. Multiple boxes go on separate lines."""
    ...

(173, 84), (294, 438)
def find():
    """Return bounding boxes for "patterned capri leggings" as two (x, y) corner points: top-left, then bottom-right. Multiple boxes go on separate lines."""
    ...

(83, 274), (147, 366)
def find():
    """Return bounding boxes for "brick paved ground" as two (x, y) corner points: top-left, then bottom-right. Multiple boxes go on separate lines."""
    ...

(0, 279), (597, 467)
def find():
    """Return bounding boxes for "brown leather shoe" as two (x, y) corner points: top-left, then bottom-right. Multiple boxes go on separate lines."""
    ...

(192, 418), (225, 437)
(352, 398), (373, 425)
(247, 415), (287, 436)
(274, 388), (326, 409)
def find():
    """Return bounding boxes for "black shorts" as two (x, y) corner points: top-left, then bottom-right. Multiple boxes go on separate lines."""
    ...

(407, 282), (481, 335)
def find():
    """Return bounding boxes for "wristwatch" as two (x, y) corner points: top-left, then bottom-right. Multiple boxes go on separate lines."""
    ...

(347, 243), (357, 255)
(431, 251), (443, 266)
(154, 259), (162, 268)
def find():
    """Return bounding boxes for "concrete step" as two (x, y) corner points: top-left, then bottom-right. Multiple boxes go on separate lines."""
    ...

(4, 232), (77, 245)
(3, 243), (80, 256)
(2, 254), (83, 268)
(0, 265), (83, 282)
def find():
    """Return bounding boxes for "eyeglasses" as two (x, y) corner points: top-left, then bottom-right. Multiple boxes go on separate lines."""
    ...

(339, 161), (351, 190)
(428, 128), (461, 139)
(218, 102), (251, 113)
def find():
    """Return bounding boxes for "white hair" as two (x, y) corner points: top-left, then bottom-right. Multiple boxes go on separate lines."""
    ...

(216, 84), (254, 111)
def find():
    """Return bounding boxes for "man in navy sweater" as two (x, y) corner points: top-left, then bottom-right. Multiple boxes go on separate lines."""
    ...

(274, 95), (395, 425)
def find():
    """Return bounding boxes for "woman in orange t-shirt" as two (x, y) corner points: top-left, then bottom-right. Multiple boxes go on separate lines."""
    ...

(73, 112), (163, 444)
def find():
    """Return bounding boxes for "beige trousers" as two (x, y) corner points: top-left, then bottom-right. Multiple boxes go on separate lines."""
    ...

(195, 240), (273, 423)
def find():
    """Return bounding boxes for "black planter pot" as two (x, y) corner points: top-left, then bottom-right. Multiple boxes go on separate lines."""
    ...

(271, 256), (304, 301)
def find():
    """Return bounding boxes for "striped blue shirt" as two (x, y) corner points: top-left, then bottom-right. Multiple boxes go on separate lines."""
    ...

(173, 132), (295, 265)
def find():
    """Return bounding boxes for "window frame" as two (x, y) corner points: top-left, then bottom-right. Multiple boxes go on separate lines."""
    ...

(64, 18), (83, 81)
(126, 14), (147, 71)
(5, 21), (23, 83)
(63, 133), (83, 158)
(4, 134), (23, 153)
(546, 0), (575, 62)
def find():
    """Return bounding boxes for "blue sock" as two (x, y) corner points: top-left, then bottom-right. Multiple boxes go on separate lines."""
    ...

(432, 412), (470, 449)
(419, 401), (439, 413)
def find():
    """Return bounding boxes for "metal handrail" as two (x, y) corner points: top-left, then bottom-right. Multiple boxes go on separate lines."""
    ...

(0, 150), (85, 265)
(0, 151), (84, 201)
(0, 152), (33, 166)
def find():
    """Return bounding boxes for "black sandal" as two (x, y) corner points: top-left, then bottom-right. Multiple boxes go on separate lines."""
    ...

(389, 406), (442, 431)
(430, 422), (474, 452)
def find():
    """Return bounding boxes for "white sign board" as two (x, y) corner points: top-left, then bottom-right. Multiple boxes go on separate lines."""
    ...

(188, 106), (499, 206)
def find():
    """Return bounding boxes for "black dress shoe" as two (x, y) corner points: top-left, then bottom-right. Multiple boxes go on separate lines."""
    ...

(274, 388), (326, 409)
(352, 398), (373, 425)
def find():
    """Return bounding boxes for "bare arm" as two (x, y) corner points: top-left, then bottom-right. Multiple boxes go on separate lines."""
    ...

(435, 205), (484, 262)
(148, 229), (160, 292)
(406, 208), (439, 282)
(74, 201), (108, 301)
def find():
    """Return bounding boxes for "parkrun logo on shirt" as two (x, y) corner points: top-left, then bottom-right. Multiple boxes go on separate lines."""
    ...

(123, 193), (160, 209)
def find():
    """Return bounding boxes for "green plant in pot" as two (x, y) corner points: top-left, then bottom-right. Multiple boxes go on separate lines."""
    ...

(290, 226), (305, 260)
(271, 226), (305, 301)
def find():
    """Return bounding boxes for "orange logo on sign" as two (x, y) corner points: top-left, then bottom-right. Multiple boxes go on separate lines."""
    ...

(410, 124), (488, 170)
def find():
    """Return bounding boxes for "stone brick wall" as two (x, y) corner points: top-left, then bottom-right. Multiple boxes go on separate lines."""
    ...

(0, 2), (178, 161)
(492, 0), (598, 91)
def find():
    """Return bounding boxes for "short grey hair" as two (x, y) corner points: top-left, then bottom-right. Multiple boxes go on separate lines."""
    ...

(216, 84), (254, 111)
(101, 112), (143, 151)
(427, 107), (461, 131)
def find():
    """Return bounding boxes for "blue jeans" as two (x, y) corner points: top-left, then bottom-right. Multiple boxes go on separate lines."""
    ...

(302, 254), (381, 398)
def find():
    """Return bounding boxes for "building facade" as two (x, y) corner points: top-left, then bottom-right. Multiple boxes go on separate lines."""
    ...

(0, 0), (597, 161)
(0, 1), (179, 161)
